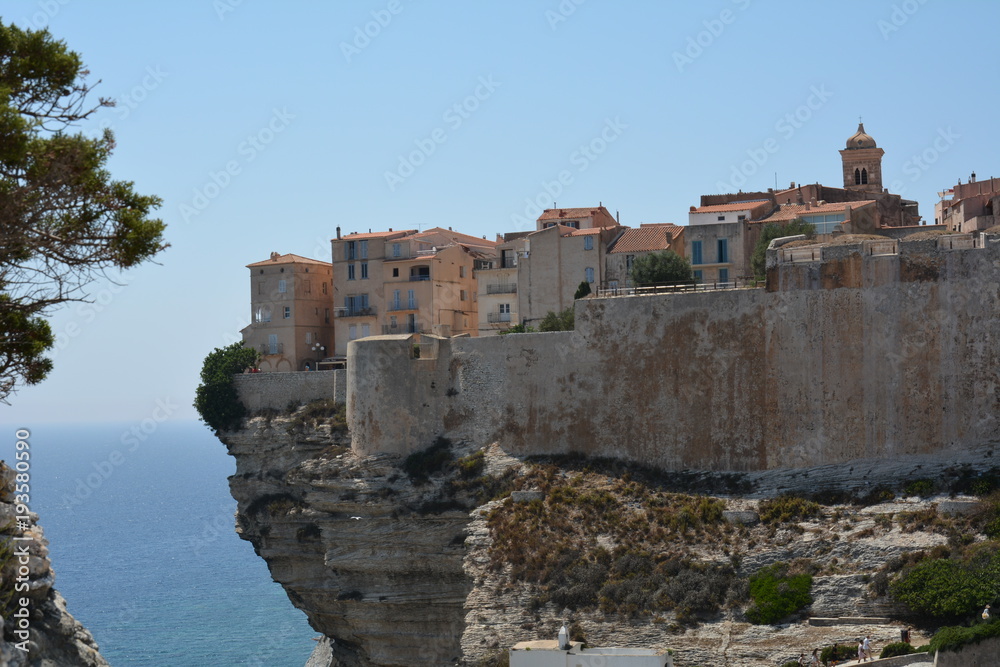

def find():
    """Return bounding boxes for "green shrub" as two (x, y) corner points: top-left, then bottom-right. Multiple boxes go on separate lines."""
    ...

(890, 548), (1000, 619)
(879, 641), (918, 658)
(928, 617), (1000, 653)
(820, 643), (857, 664)
(402, 436), (453, 482)
(745, 562), (812, 625)
(904, 479), (935, 497)
(289, 398), (346, 431)
(454, 450), (486, 479)
(194, 342), (259, 432)
(758, 495), (820, 523)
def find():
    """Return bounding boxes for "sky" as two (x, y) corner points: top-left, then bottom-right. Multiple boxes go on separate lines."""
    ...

(2, 0), (999, 426)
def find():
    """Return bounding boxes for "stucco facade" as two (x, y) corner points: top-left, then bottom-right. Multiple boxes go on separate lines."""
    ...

(242, 252), (334, 372)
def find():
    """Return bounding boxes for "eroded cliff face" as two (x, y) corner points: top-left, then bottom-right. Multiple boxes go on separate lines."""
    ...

(222, 415), (478, 666)
(220, 412), (989, 667)
(0, 463), (108, 667)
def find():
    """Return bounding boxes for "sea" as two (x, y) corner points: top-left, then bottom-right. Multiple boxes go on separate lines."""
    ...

(8, 420), (317, 666)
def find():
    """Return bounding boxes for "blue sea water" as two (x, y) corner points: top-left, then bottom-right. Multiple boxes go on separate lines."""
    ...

(9, 421), (316, 666)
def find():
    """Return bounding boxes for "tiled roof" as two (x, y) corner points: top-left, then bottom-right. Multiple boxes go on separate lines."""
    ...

(692, 200), (771, 213)
(537, 207), (609, 221)
(338, 229), (416, 240)
(246, 253), (331, 268)
(609, 224), (682, 254)
(412, 227), (498, 247)
(751, 200), (877, 224)
(566, 228), (604, 236)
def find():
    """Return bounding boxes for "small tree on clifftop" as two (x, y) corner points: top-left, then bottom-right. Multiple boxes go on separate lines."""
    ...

(194, 342), (260, 432)
(750, 218), (815, 280)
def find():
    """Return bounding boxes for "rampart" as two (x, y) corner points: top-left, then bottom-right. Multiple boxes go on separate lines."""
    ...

(233, 369), (345, 411)
(348, 233), (1000, 473)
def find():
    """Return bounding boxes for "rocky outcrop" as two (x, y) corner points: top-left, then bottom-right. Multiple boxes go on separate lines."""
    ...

(220, 413), (985, 667)
(0, 463), (108, 667)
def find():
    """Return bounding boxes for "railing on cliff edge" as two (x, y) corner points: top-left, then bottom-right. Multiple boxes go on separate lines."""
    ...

(596, 278), (762, 298)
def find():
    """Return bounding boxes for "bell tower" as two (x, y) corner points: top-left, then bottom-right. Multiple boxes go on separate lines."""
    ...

(840, 122), (884, 193)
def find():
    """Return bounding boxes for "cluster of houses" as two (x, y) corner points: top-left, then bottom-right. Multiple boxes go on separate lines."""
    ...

(242, 122), (1000, 372)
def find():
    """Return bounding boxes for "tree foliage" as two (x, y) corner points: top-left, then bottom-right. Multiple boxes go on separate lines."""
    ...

(194, 343), (259, 432)
(574, 280), (591, 300)
(750, 218), (814, 280)
(629, 250), (692, 286)
(497, 323), (536, 335)
(0, 22), (167, 401)
(745, 562), (812, 625)
(890, 546), (1000, 620)
(539, 306), (574, 332)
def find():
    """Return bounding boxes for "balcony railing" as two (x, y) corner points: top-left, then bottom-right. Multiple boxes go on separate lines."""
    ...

(259, 342), (284, 354)
(486, 283), (517, 294)
(388, 301), (418, 311)
(381, 324), (422, 335)
(487, 312), (513, 323)
(334, 306), (377, 318)
(409, 274), (431, 281)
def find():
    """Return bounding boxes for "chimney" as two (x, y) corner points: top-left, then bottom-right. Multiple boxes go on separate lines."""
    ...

(336, 226), (341, 240)
(616, 210), (620, 223)
(805, 202), (811, 210)
(269, 251), (279, 261)
(389, 227), (392, 232)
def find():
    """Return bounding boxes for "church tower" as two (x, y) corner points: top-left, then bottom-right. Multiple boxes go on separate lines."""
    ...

(840, 122), (884, 193)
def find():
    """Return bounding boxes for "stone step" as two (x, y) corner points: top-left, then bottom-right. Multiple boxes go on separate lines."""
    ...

(809, 617), (893, 627)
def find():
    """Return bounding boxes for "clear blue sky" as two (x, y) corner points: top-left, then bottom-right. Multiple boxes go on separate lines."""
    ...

(3, 0), (998, 425)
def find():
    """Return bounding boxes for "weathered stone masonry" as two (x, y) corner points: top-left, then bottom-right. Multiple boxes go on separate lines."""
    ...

(348, 234), (1000, 472)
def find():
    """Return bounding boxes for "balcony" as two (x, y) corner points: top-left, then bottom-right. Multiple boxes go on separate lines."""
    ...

(408, 274), (431, 282)
(334, 306), (377, 318)
(487, 312), (513, 323)
(388, 300), (418, 311)
(486, 283), (517, 294)
(381, 324), (422, 335)
(259, 342), (284, 354)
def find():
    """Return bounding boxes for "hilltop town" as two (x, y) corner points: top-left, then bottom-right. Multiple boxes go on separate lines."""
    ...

(239, 123), (997, 373)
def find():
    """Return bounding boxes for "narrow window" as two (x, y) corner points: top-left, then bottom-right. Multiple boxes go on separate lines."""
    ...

(268, 334), (278, 354)
(348, 264), (355, 280)
(719, 268), (729, 283)
(304, 280), (311, 294)
(393, 267), (399, 277)
(717, 238), (729, 263)
(361, 324), (370, 337)
(460, 266), (466, 278)
(322, 281), (327, 295)
(361, 262), (368, 279)
(283, 306), (291, 319)
(392, 243), (401, 258)
(393, 290), (401, 310)
(861, 168), (868, 185)
(584, 236), (593, 250)
(360, 240), (368, 259)
(460, 290), (466, 301)
(349, 325), (357, 340)
(585, 267), (595, 283)
(324, 308), (330, 323)
(692, 241), (703, 265)
(854, 168), (861, 185)
(278, 279), (286, 293)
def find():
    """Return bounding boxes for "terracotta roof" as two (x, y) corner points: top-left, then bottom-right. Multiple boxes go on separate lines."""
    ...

(608, 225), (682, 254)
(692, 200), (771, 213)
(751, 200), (876, 224)
(566, 228), (604, 236)
(338, 229), (416, 240)
(246, 253), (331, 268)
(537, 206), (610, 221)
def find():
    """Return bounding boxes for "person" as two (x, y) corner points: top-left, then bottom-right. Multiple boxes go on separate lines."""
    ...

(797, 652), (806, 666)
(857, 639), (864, 662)
(830, 641), (840, 665)
(862, 635), (872, 661)
(810, 647), (820, 665)
(901, 627), (911, 644)
(983, 604), (991, 620)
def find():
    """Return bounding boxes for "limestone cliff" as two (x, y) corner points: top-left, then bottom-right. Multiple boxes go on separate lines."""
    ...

(0, 463), (108, 667)
(219, 409), (996, 667)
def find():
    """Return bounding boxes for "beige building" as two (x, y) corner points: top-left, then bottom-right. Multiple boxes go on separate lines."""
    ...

(476, 233), (528, 334)
(605, 223), (685, 288)
(936, 173), (1000, 233)
(241, 252), (334, 371)
(331, 227), (496, 355)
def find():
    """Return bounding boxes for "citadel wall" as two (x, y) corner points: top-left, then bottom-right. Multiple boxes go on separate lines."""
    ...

(348, 234), (1000, 472)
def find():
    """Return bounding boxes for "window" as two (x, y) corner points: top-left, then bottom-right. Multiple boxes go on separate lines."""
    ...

(861, 168), (868, 185)
(347, 264), (355, 280)
(717, 238), (729, 263)
(585, 267), (595, 283)
(278, 279), (286, 293)
(256, 307), (271, 323)
(392, 267), (399, 277)
(625, 255), (635, 272)
(268, 334), (278, 354)
(390, 315), (397, 328)
(460, 266), (466, 278)
(692, 240), (703, 265)
(257, 281), (264, 295)
(693, 270), (703, 282)
(361, 262), (368, 279)
(304, 280), (311, 294)
(407, 289), (416, 309)
(499, 303), (511, 322)
(324, 308), (330, 323)
(306, 332), (313, 344)
(392, 290), (401, 310)
(322, 281), (327, 295)
(565, 221), (579, 229)
(719, 268), (729, 283)
(737, 215), (746, 222)
(460, 290), (466, 301)
(344, 294), (369, 315)
(584, 236), (593, 250)
(854, 168), (861, 185)
(345, 241), (356, 260)
(360, 240), (368, 259)
(283, 306), (291, 319)
(349, 325), (357, 340)
(361, 324), (370, 338)
(392, 243), (401, 258)
(717, 215), (725, 221)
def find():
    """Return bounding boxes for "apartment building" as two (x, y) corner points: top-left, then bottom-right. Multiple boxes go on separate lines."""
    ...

(241, 252), (334, 371)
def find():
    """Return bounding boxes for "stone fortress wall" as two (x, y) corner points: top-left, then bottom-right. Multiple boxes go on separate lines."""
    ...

(347, 232), (1000, 474)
